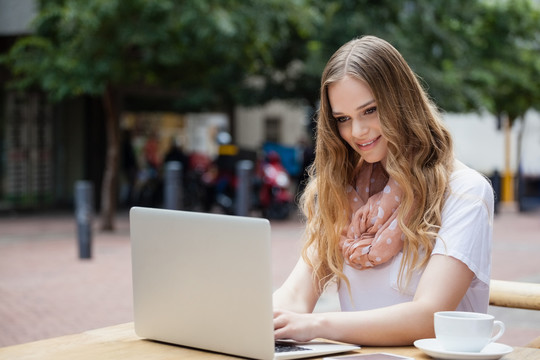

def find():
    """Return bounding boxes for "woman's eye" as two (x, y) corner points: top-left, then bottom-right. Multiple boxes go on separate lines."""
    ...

(335, 116), (350, 123)
(364, 106), (377, 116)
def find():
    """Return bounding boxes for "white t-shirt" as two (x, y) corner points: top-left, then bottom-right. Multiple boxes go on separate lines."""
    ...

(338, 166), (494, 313)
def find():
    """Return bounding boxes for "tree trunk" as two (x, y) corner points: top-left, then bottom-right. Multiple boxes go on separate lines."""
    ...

(100, 85), (120, 231)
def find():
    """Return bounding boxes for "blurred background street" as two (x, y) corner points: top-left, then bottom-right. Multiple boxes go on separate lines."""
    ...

(1, 0), (540, 352)
(1, 202), (539, 348)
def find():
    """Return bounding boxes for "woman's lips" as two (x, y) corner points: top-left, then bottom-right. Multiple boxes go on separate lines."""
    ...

(357, 135), (381, 150)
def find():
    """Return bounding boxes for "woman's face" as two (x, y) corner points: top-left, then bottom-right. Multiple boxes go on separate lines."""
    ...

(328, 75), (388, 165)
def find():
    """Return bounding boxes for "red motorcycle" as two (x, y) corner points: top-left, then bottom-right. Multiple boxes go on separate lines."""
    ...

(258, 152), (293, 220)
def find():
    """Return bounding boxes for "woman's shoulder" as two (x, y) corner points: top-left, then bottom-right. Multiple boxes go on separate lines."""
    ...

(447, 161), (494, 207)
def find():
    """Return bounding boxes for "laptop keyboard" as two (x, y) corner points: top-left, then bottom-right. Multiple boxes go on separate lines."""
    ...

(275, 342), (310, 353)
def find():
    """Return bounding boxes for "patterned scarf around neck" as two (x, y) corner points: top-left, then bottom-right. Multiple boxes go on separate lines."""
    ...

(340, 162), (404, 269)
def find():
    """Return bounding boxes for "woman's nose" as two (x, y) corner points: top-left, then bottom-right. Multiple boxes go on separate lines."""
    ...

(351, 117), (369, 138)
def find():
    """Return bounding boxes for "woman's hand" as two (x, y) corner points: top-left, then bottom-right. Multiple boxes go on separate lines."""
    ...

(273, 309), (322, 342)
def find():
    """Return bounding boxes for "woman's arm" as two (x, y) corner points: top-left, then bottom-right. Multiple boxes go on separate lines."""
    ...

(273, 254), (474, 345)
(273, 257), (322, 314)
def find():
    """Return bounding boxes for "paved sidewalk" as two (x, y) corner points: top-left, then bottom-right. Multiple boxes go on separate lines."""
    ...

(0, 203), (539, 348)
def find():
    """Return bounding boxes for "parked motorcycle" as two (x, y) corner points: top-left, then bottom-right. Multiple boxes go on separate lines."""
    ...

(201, 152), (292, 219)
(258, 151), (293, 220)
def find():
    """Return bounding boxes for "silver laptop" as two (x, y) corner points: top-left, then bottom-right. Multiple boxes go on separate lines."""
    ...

(130, 207), (360, 360)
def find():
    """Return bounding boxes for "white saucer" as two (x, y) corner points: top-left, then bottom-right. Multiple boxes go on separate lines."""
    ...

(414, 338), (513, 360)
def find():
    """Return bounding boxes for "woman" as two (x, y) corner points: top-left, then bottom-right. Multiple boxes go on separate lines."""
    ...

(273, 36), (494, 346)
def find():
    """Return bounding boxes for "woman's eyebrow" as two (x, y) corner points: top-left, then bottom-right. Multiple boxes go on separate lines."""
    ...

(356, 99), (376, 111)
(332, 99), (375, 116)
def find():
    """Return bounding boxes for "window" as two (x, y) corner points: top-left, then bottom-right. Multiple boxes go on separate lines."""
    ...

(264, 117), (281, 143)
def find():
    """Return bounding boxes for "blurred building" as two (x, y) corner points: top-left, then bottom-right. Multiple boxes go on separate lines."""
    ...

(0, 0), (107, 211)
(445, 110), (540, 176)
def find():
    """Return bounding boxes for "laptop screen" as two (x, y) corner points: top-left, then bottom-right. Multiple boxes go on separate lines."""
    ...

(130, 207), (275, 359)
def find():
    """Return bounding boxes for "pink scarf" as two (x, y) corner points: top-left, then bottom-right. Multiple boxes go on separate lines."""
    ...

(340, 163), (404, 269)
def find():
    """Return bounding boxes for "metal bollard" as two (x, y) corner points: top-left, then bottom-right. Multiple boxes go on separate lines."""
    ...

(164, 161), (183, 210)
(236, 160), (253, 217)
(74, 180), (93, 259)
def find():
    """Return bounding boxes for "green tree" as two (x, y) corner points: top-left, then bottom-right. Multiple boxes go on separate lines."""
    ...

(461, 0), (540, 202)
(242, 0), (398, 108)
(389, 0), (540, 203)
(242, 0), (486, 113)
(2, 0), (315, 230)
(384, 0), (487, 112)
(464, 0), (540, 122)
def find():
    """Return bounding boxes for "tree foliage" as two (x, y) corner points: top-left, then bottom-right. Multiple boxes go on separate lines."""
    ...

(462, 0), (540, 123)
(246, 0), (540, 118)
(4, 0), (316, 106)
(4, 0), (539, 125)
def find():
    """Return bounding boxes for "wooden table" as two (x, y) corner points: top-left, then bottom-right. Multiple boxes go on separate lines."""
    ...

(0, 323), (537, 359)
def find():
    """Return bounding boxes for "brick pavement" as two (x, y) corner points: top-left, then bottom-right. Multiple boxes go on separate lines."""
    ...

(0, 203), (539, 348)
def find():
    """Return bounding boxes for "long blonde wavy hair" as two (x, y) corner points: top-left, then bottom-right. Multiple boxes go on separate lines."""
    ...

(300, 36), (454, 292)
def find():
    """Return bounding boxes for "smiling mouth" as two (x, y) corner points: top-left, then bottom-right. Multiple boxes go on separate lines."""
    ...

(358, 136), (381, 147)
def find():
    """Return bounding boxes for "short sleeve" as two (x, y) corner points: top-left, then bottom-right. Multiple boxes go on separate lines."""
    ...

(432, 169), (494, 285)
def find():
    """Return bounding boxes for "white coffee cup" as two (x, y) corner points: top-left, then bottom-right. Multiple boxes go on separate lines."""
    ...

(434, 311), (505, 352)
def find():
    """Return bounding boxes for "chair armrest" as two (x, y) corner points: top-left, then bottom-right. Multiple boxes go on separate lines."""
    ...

(489, 279), (540, 310)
